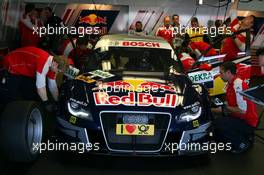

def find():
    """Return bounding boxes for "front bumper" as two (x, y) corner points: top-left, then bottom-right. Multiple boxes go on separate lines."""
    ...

(56, 117), (212, 156)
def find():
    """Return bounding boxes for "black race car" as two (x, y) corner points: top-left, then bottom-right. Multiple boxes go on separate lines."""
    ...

(56, 34), (213, 156)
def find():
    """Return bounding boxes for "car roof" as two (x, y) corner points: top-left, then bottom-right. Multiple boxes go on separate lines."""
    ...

(94, 34), (173, 51)
(99, 34), (169, 43)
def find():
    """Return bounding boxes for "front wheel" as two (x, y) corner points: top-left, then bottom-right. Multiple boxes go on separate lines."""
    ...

(0, 101), (43, 162)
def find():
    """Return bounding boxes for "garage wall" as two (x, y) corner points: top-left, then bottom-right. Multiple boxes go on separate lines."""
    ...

(0, 0), (22, 48)
(238, 0), (264, 12)
(23, 0), (230, 36)
(23, 0), (229, 28)
(0, 0), (229, 45)
(1, 0), (263, 47)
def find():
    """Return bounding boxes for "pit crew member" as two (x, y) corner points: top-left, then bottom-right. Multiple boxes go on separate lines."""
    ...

(212, 61), (258, 153)
(156, 16), (174, 45)
(221, 0), (255, 61)
(19, 4), (43, 47)
(57, 37), (92, 69)
(186, 17), (205, 42)
(129, 21), (148, 36)
(0, 47), (69, 108)
(257, 48), (264, 74)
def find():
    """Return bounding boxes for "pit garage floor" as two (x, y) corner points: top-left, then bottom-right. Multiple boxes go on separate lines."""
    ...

(1, 77), (264, 175)
(1, 137), (264, 175)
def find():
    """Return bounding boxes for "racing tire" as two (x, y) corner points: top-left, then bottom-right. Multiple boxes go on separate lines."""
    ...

(0, 101), (43, 162)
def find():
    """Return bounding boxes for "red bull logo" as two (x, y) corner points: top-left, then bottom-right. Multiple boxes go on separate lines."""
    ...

(139, 82), (176, 93)
(99, 80), (177, 93)
(100, 81), (132, 91)
(93, 92), (178, 108)
(79, 14), (107, 26)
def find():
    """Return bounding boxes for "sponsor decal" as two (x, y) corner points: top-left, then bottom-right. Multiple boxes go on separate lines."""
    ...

(76, 70), (114, 84)
(79, 14), (107, 26)
(192, 120), (200, 128)
(183, 102), (200, 110)
(99, 80), (178, 93)
(69, 116), (77, 124)
(122, 41), (160, 48)
(139, 82), (175, 93)
(188, 71), (213, 84)
(64, 66), (80, 79)
(137, 93), (177, 107)
(94, 92), (135, 106)
(89, 70), (114, 79)
(76, 10), (119, 35)
(116, 124), (154, 136)
(100, 80), (133, 91)
(70, 98), (88, 107)
(75, 75), (96, 84)
(93, 92), (179, 108)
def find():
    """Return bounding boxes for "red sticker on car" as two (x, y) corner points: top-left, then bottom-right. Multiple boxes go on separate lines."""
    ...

(122, 41), (160, 48)
(93, 92), (178, 108)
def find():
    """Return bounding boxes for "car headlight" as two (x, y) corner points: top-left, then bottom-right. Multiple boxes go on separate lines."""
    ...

(67, 102), (93, 120)
(178, 105), (202, 122)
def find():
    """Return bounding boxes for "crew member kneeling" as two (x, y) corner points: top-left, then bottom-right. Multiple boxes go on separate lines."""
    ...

(1, 47), (68, 110)
(212, 62), (258, 153)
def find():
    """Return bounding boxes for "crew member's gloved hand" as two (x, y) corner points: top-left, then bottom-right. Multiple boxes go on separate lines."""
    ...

(221, 104), (229, 117)
(42, 100), (54, 113)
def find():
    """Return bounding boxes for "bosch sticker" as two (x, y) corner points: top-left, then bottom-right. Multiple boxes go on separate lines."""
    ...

(122, 41), (160, 48)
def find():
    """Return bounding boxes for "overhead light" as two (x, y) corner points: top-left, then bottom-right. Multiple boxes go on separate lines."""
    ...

(199, 0), (203, 5)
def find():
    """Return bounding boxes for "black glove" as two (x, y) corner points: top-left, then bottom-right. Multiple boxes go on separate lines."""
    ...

(221, 104), (229, 117)
(42, 100), (54, 113)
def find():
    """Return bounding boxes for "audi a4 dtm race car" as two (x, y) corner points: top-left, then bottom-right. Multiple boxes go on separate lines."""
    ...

(56, 34), (214, 156)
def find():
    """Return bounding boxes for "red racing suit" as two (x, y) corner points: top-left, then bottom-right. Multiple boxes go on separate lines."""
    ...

(3, 47), (56, 89)
(236, 63), (251, 84)
(226, 76), (258, 127)
(189, 41), (217, 57)
(156, 25), (174, 45)
(57, 38), (77, 59)
(221, 11), (253, 61)
(178, 53), (195, 72)
(19, 14), (43, 47)
(57, 38), (93, 68)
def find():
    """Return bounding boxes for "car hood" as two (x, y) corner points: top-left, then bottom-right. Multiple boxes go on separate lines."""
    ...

(68, 70), (201, 116)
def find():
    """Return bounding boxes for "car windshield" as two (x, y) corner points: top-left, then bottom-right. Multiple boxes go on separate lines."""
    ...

(92, 47), (173, 72)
